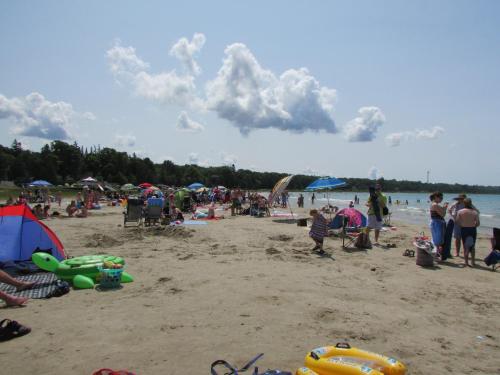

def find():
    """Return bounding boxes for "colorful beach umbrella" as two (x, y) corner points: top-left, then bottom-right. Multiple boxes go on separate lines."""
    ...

(329, 208), (367, 229)
(269, 175), (294, 204)
(138, 182), (152, 188)
(29, 180), (52, 187)
(120, 183), (138, 191)
(187, 182), (204, 190)
(305, 177), (346, 191)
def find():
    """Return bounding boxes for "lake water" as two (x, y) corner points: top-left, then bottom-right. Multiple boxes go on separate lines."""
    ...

(285, 191), (500, 234)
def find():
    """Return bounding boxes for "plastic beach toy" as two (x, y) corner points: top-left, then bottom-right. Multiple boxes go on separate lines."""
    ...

(32, 253), (134, 289)
(300, 343), (406, 375)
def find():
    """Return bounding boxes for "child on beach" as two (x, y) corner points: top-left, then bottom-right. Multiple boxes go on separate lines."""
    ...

(309, 209), (328, 254)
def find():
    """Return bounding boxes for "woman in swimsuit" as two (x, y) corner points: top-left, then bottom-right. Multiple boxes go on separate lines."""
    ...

(429, 192), (448, 258)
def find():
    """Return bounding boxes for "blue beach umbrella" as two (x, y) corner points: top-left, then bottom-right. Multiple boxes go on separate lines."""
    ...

(187, 182), (204, 191)
(30, 180), (53, 187)
(305, 177), (346, 213)
(305, 177), (346, 191)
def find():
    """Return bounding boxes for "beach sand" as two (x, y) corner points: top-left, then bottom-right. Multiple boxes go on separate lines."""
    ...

(2, 205), (499, 375)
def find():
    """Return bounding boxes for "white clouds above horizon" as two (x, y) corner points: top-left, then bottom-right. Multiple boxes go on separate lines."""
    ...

(220, 151), (237, 166)
(386, 126), (445, 147)
(169, 33), (206, 76)
(368, 166), (383, 180)
(0, 92), (92, 141)
(344, 106), (385, 142)
(106, 37), (201, 107)
(107, 36), (339, 137)
(114, 133), (136, 147)
(176, 111), (204, 133)
(206, 43), (338, 135)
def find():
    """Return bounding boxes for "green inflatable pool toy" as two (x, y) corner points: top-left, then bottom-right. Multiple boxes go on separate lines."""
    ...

(32, 253), (134, 289)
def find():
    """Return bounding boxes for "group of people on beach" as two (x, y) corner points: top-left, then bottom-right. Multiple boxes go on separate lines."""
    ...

(429, 192), (480, 266)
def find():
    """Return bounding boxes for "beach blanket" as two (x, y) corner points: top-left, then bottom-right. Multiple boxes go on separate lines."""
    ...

(181, 220), (208, 225)
(0, 272), (59, 299)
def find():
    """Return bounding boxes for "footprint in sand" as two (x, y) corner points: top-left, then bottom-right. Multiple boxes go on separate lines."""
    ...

(157, 277), (172, 284)
(314, 307), (339, 322)
(178, 254), (194, 261)
(265, 247), (281, 255)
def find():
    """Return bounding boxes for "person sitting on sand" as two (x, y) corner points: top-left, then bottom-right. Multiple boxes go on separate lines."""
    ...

(429, 191), (448, 258)
(66, 200), (78, 217)
(309, 209), (328, 254)
(456, 198), (480, 267)
(42, 205), (51, 219)
(0, 270), (37, 307)
(75, 206), (88, 218)
(33, 204), (44, 219)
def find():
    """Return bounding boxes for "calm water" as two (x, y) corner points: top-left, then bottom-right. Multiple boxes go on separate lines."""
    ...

(285, 191), (500, 234)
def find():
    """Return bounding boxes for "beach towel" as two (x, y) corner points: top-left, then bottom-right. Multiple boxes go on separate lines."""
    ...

(0, 272), (60, 299)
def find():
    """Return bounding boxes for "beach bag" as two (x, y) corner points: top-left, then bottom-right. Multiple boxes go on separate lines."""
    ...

(382, 206), (389, 216)
(354, 231), (371, 249)
(484, 249), (500, 266)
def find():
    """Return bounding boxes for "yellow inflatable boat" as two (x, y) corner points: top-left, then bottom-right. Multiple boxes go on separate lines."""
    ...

(301, 343), (406, 375)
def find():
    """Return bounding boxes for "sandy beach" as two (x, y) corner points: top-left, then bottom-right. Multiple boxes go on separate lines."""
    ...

(2, 204), (499, 375)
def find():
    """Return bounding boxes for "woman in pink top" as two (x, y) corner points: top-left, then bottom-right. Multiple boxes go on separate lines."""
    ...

(456, 198), (480, 267)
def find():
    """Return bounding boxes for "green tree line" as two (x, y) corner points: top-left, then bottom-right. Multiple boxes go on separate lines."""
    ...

(1, 140), (499, 194)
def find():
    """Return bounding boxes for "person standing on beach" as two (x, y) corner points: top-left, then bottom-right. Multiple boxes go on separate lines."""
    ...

(429, 192), (448, 258)
(311, 193), (315, 205)
(448, 194), (467, 256)
(366, 186), (386, 245)
(456, 198), (480, 267)
(309, 209), (328, 254)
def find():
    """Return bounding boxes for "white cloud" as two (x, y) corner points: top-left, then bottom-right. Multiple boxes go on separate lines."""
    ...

(220, 151), (237, 166)
(82, 111), (96, 121)
(187, 152), (210, 166)
(169, 33), (206, 76)
(415, 126), (444, 140)
(106, 40), (198, 107)
(176, 111), (204, 132)
(303, 167), (319, 175)
(368, 166), (382, 180)
(0, 92), (81, 140)
(106, 42), (149, 78)
(386, 126), (445, 147)
(187, 152), (199, 164)
(114, 133), (136, 147)
(205, 43), (338, 135)
(344, 106), (385, 142)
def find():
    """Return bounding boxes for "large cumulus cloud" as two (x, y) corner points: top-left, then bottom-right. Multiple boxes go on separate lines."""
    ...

(344, 106), (386, 142)
(205, 43), (338, 135)
(106, 36), (202, 107)
(0, 92), (93, 140)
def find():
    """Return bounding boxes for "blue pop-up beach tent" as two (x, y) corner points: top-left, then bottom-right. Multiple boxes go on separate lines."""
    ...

(0, 205), (66, 261)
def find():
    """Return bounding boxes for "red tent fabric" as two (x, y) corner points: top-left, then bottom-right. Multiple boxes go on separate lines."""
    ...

(0, 205), (66, 261)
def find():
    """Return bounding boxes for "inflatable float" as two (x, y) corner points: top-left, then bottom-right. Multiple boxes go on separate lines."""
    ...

(300, 343), (406, 375)
(32, 253), (134, 289)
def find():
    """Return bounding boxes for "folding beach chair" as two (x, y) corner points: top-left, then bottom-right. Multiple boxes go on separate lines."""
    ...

(123, 198), (143, 227)
(144, 197), (163, 226)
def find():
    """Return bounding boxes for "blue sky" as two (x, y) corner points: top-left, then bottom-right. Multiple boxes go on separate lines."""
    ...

(1, 0), (499, 185)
